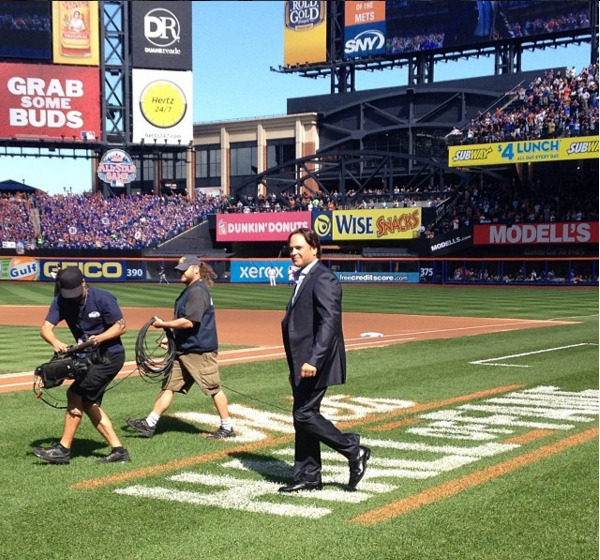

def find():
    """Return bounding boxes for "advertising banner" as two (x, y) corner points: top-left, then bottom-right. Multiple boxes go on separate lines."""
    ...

(131, 2), (193, 71)
(473, 222), (599, 245)
(313, 208), (421, 241)
(335, 271), (419, 284)
(230, 260), (288, 284)
(448, 136), (599, 167)
(132, 68), (193, 145)
(1, 256), (39, 281)
(38, 260), (129, 282)
(283, 1), (327, 66)
(429, 226), (473, 256)
(344, 1), (386, 60)
(216, 212), (312, 242)
(52, 1), (100, 66)
(0, 63), (101, 141)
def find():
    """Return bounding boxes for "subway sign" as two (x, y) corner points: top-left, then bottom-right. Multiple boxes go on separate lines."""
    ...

(448, 136), (599, 167)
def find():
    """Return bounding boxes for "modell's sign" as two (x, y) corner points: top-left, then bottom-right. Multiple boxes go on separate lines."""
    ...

(97, 149), (136, 187)
(473, 222), (599, 245)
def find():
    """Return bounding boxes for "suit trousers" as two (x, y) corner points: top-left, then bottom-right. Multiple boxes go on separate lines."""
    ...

(291, 385), (360, 483)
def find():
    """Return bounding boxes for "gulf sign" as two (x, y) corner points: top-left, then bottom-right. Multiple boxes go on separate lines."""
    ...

(448, 136), (599, 167)
(473, 222), (599, 245)
(8, 256), (39, 281)
(313, 208), (421, 241)
(216, 212), (311, 242)
(0, 63), (101, 141)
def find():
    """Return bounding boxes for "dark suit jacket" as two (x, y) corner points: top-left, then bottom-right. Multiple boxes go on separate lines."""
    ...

(281, 261), (346, 389)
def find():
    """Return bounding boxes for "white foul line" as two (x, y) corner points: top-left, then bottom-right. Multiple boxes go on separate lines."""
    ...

(470, 343), (595, 368)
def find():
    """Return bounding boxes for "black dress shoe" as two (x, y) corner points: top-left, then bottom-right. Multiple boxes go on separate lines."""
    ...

(348, 445), (371, 490)
(278, 481), (323, 493)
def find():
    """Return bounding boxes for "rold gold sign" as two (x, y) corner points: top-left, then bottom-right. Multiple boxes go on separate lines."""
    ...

(285, 1), (326, 31)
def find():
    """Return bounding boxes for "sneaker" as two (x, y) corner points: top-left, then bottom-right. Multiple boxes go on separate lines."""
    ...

(97, 448), (131, 464)
(126, 417), (155, 438)
(207, 426), (236, 440)
(33, 444), (71, 465)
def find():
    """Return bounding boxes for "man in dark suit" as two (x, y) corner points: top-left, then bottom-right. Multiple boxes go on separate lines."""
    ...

(279, 228), (370, 493)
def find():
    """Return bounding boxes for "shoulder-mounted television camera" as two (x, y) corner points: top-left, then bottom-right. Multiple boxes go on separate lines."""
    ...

(34, 339), (107, 389)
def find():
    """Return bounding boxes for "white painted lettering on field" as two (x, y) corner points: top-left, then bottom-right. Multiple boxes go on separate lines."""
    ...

(115, 388), (598, 518)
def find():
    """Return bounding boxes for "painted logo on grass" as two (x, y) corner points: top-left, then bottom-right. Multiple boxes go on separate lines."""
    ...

(114, 387), (598, 519)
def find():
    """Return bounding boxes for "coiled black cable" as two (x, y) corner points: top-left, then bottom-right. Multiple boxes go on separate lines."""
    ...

(135, 318), (176, 382)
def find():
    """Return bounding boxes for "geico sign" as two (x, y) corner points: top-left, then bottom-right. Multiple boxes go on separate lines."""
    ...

(43, 262), (124, 279)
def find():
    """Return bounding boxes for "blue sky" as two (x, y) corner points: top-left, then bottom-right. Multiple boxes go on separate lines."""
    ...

(0, 1), (594, 195)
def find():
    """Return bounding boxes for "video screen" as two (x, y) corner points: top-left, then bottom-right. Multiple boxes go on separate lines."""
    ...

(0, 1), (51, 60)
(384, 1), (591, 56)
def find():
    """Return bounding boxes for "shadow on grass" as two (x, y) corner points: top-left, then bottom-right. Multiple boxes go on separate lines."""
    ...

(119, 415), (212, 439)
(226, 451), (351, 491)
(227, 451), (293, 483)
(30, 437), (109, 462)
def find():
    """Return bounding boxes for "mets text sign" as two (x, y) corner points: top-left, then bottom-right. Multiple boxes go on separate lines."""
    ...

(216, 212), (311, 242)
(448, 136), (599, 167)
(313, 208), (421, 241)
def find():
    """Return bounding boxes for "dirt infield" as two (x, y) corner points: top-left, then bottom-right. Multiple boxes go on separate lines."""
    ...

(0, 305), (571, 393)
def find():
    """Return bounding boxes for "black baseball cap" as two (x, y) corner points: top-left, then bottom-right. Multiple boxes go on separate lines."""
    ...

(58, 267), (85, 299)
(174, 255), (201, 271)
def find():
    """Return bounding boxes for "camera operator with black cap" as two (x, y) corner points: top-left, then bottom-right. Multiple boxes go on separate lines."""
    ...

(33, 266), (130, 465)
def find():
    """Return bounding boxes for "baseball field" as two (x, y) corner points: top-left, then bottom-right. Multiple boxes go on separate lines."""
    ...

(0, 282), (597, 560)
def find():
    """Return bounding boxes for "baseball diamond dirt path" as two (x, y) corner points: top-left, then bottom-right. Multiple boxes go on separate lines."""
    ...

(0, 306), (574, 393)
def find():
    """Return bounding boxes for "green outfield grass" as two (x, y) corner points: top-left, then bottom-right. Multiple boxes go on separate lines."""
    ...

(0, 283), (597, 560)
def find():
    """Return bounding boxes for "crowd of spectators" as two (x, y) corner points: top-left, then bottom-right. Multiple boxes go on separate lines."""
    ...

(216, 183), (453, 215)
(384, 3), (591, 55)
(450, 265), (595, 285)
(1, 65), (597, 252)
(454, 64), (598, 144)
(0, 191), (218, 251)
(422, 175), (598, 240)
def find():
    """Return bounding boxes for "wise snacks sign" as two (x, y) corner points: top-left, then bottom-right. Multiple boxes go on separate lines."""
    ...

(0, 62), (101, 141)
(313, 208), (421, 241)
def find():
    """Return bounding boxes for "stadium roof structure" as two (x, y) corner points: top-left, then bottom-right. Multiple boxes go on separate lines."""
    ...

(0, 179), (40, 194)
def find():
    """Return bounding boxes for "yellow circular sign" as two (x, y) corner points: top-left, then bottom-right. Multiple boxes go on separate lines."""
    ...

(139, 80), (187, 128)
(313, 214), (332, 237)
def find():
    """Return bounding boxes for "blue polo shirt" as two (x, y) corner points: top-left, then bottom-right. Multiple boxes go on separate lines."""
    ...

(173, 280), (218, 354)
(45, 286), (125, 355)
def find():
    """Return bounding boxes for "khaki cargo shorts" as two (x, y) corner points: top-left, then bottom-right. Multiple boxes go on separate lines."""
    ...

(163, 351), (221, 396)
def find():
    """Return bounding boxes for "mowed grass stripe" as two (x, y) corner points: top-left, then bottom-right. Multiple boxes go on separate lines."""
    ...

(351, 426), (599, 526)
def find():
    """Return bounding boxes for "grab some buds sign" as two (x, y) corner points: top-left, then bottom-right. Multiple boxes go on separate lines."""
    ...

(0, 62), (101, 142)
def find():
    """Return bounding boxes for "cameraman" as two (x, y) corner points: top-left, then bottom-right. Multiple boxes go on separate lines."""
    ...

(33, 267), (130, 465)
